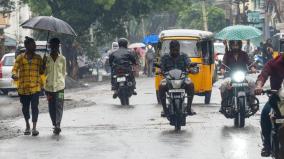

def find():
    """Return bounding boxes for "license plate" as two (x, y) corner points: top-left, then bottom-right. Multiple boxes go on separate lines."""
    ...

(117, 77), (126, 82)
(169, 89), (185, 93)
(232, 83), (248, 87)
(275, 119), (284, 124)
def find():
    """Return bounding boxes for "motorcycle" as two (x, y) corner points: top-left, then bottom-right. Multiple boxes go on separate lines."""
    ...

(161, 64), (199, 131)
(113, 64), (134, 106)
(263, 89), (284, 159)
(221, 64), (259, 128)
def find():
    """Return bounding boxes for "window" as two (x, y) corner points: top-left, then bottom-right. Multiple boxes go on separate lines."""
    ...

(161, 40), (200, 57)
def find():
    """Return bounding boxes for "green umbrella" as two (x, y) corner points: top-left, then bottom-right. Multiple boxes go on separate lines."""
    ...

(215, 25), (262, 40)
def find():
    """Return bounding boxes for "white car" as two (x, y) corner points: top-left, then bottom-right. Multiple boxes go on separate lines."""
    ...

(0, 53), (16, 94)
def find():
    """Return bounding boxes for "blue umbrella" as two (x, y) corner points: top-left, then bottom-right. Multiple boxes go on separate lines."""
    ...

(143, 34), (158, 44)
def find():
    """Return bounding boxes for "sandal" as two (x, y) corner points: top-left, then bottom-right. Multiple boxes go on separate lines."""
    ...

(32, 129), (39, 136)
(53, 127), (61, 135)
(24, 128), (31, 135)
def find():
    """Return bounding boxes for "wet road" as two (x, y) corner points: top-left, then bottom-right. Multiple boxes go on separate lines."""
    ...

(0, 77), (268, 159)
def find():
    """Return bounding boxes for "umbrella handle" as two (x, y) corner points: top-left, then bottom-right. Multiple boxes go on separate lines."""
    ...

(46, 31), (50, 54)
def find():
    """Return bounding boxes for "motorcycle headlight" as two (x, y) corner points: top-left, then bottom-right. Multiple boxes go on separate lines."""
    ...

(171, 80), (183, 89)
(232, 71), (245, 83)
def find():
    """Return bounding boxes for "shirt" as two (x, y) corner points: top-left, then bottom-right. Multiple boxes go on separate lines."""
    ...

(257, 55), (284, 90)
(44, 54), (66, 92)
(12, 53), (43, 95)
(160, 53), (190, 73)
(221, 50), (252, 71)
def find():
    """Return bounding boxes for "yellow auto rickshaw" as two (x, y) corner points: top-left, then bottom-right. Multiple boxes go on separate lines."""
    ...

(155, 29), (216, 104)
(272, 33), (284, 58)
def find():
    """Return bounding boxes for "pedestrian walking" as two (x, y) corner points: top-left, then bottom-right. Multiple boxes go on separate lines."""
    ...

(263, 39), (274, 64)
(43, 38), (66, 135)
(12, 37), (44, 136)
(243, 40), (254, 60)
(145, 45), (155, 77)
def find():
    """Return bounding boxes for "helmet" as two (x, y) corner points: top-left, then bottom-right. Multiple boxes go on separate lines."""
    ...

(118, 38), (128, 48)
(112, 42), (119, 50)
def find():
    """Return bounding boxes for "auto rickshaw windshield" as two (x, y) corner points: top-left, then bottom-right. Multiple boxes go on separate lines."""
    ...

(161, 40), (200, 57)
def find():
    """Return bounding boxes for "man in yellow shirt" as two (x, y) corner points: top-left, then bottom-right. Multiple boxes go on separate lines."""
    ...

(43, 38), (66, 135)
(12, 37), (44, 136)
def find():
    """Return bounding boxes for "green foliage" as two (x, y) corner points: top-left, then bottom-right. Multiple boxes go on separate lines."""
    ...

(0, 0), (15, 14)
(207, 7), (226, 32)
(177, 2), (226, 32)
(21, 0), (225, 59)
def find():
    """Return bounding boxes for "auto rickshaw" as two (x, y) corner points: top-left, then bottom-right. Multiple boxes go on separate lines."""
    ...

(155, 29), (215, 104)
(272, 33), (284, 58)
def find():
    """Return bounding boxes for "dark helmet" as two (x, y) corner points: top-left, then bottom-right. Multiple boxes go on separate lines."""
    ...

(118, 38), (128, 48)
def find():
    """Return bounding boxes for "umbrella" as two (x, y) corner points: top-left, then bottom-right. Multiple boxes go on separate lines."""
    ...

(21, 16), (77, 55)
(143, 34), (158, 44)
(128, 43), (146, 49)
(21, 16), (77, 36)
(215, 25), (262, 40)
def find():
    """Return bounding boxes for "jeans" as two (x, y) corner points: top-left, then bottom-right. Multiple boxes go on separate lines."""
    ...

(260, 101), (272, 149)
(46, 90), (64, 127)
(147, 60), (154, 77)
(19, 93), (40, 122)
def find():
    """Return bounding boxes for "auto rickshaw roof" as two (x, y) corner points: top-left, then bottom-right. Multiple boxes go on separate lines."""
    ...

(273, 33), (284, 39)
(159, 29), (213, 39)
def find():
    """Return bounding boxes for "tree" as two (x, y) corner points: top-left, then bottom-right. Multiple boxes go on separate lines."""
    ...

(177, 3), (226, 32)
(0, 0), (14, 58)
(21, 0), (191, 78)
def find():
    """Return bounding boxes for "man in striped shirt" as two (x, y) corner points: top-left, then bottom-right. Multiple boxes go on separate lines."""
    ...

(12, 37), (44, 136)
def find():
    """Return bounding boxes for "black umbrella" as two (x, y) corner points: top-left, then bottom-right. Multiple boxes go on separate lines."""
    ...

(21, 16), (77, 37)
(21, 16), (77, 55)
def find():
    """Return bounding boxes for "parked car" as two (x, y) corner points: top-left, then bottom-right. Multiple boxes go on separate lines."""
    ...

(214, 42), (225, 73)
(0, 53), (16, 94)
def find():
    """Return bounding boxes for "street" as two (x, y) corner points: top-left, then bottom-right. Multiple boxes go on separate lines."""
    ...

(0, 77), (269, 159)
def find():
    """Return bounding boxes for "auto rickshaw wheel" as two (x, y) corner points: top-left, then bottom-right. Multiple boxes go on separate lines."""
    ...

(205, 91), (212, 104)
(156, 90), (161, 104)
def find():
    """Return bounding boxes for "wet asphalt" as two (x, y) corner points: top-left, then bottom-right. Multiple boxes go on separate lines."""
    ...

(0, 77), (269, 159)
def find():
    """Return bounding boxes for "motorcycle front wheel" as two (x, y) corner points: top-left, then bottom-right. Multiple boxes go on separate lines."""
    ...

(234, 97), (246, 128)
(174, 99), (182, 131)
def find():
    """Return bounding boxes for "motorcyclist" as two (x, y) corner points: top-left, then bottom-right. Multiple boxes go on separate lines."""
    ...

(109, 38), (137, 98)
(159, 40), (196, 116)
(255, 53), (284, 157)
(219, 40), (257, 114)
